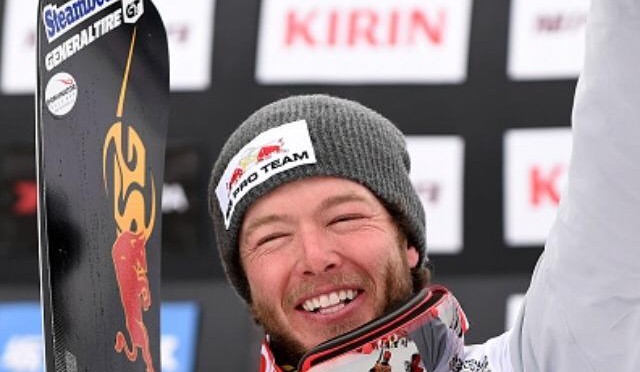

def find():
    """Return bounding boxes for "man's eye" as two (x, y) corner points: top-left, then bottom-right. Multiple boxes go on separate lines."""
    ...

(256, 233), (288, 247)
(330, 214), (364, 225)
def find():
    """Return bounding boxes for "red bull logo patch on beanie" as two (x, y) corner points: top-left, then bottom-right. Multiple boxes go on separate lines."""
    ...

(215, 120), (317, 229)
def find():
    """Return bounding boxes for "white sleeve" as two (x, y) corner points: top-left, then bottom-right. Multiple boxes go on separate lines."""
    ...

(509, 1), (640, 371)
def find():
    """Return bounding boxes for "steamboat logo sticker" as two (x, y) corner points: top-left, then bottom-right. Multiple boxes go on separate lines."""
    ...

(44, 72), (78, 116)
(42, 0), (119, 43)
(216, 120), (317, 229)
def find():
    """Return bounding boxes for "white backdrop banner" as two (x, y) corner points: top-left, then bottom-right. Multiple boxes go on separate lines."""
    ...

(504, 128), (572, 246)
(508, 0), (590, 80)
(1, 0), (37, 94)
(406, 135), (464, 254)
(256, 0), (473, 84)
(153, 0), (215, 91)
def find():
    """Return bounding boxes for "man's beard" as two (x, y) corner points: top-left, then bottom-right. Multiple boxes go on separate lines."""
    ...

(250, 257), (415, 367)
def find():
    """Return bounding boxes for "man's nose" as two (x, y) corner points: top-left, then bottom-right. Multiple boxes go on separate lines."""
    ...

(296, 227), (341, 276)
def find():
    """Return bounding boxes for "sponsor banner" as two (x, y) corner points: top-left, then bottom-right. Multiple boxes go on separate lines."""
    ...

(0, 303), (41, 372)
(405, 136), (464, 254)
(162, 144), (205, 254)
(215, 120), (317, 229)
(162, 182), (190, 213)
(508, 0), (590, 80)
(256, 0), (473, 84)
(153, 0), (215, 90)
(162, 143), (202, 215)
(160, 303), (199, 372)
(0, 302), (199, 372)
(504, 128), (571, 246)
(0, 146), (37, 219)
(1, 0), (38, 94)
(505, 293), (525, 331)
(2, 0), (215, 94)
(0, 146), (38, 257)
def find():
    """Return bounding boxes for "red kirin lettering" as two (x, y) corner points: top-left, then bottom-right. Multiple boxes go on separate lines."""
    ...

(530, 165), (564, 206)
(286, 8), (446, 47)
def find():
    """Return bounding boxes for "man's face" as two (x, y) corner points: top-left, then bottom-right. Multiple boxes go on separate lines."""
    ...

(239, 176), (420, 357)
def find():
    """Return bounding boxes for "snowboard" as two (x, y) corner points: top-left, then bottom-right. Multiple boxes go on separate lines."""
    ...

(35, 0), (169, 371)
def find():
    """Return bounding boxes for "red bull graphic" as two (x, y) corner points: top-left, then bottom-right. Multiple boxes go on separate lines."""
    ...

(226, 138), (286, 191)
(215, 120), (317, 229)
(112, 230), (153, 370)
(227, 167), (244, 192)
(102, 27), (156, 372)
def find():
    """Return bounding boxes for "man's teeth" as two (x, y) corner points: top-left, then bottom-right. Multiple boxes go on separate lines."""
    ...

(302, 289), (357, 312)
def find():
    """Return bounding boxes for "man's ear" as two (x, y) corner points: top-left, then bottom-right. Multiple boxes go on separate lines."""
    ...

(406, 245), (420, 269)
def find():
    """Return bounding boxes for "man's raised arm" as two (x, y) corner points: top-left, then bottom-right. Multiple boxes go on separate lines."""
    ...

(511, 0), (640, 371)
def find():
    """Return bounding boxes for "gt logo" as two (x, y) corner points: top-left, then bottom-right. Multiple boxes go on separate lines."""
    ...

(123, 0), (144, 24)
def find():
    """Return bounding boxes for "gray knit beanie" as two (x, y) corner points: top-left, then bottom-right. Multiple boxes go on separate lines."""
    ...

(208, 95), (426, 303)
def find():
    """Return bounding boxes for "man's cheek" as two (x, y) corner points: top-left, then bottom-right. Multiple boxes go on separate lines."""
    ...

(252, 271), (289, 312)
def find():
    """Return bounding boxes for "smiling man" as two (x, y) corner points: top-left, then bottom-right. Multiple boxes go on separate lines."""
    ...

(209, 95), (443, 369)
(209, 0), (640, 370)
(241, 177), (420, 360)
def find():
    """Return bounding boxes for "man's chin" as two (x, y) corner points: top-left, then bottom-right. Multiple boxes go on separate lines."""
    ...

(263, 315), (371, 366)
(299, 323), (362, 349)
